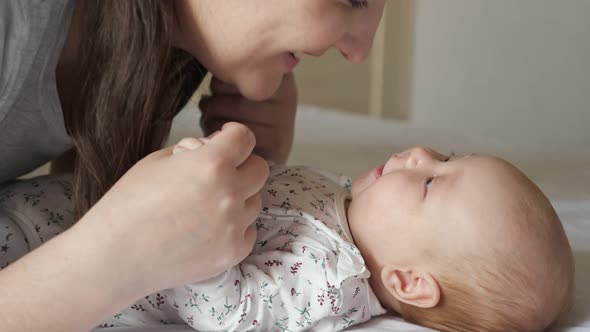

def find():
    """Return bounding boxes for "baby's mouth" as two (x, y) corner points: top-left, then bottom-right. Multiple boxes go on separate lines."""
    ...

(373, 164), (385, 178)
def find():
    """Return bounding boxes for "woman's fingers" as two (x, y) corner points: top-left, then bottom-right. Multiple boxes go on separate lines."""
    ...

(173, 137), (208, 154)
(202, 122), (256, 167)
(210, 76), (240, 95)
(236, 154), (269, 198)
(200, 95), (268, 124)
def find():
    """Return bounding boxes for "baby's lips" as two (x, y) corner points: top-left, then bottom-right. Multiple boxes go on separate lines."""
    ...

(373, 164), (385, 178)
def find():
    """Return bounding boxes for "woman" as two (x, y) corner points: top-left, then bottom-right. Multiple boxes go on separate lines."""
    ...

(0, 0), (385, 330)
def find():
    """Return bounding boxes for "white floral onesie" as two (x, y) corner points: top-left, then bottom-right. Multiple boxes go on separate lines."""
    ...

(0, 166), (386, 332)
(0, 175), (75, 269)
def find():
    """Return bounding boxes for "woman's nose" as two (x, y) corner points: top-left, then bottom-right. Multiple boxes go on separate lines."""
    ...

(337, 34), (373, 63)
(337, 4), (385, 63)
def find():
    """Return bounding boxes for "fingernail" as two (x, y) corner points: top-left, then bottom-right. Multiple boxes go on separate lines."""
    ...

(173, 138), (203, 154)
(173, 145), (188, 154)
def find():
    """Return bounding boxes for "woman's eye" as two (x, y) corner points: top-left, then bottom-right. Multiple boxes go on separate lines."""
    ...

(348, 0), (368, 9)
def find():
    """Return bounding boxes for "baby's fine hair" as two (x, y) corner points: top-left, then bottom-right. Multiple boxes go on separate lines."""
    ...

(397, 174), (575, 332)
(398, 253), (573, 332)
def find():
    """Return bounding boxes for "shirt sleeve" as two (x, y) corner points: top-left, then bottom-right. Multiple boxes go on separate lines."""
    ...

(0, 0), (24, 104)
(0, 0), (67, 107)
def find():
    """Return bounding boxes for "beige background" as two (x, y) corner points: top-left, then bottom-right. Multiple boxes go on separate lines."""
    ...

(26, 0), (590, 177)
(295, 1), (413, 119)
(296, 0), (590, 148)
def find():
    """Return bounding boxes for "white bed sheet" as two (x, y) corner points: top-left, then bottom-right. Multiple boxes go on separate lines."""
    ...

(99, 105), (590, 332)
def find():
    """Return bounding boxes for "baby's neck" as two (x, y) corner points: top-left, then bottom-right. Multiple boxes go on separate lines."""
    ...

(344, 199), (358, 246)
(344, 199), (402, 315)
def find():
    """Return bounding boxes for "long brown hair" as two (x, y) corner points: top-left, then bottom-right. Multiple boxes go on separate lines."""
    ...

(62, 1), (206, 219)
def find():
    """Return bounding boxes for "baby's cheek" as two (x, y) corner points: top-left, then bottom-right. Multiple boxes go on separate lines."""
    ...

(373, 177), (410, 204)
(350, 173), (371, 198)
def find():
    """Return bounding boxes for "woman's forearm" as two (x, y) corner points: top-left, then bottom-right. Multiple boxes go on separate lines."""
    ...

(0, 220), (141, 332)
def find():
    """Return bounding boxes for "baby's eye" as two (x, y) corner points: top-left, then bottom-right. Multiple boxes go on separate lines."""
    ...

(443, 151), (456, 162)
(425, 177), (434, 192)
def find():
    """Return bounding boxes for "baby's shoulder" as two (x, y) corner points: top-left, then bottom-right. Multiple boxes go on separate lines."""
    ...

(268, 165), (351, 190)
(0, 174), (73, 210)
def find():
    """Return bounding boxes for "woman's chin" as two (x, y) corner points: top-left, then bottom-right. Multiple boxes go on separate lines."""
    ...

(236, 72), (283, 101)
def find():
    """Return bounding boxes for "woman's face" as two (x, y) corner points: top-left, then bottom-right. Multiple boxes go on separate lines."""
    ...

(174, 0), (386, 100)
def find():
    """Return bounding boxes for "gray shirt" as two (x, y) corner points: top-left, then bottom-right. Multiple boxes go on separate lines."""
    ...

(0, 0), (74, 184)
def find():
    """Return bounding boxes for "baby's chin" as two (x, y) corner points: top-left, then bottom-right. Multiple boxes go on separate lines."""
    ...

(350, 167), (382, 198)
(349, 176), (365, 198)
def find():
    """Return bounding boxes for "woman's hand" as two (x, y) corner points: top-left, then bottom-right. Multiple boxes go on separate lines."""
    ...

(77, 122), (268, 294)
(199, 74), (298, 164)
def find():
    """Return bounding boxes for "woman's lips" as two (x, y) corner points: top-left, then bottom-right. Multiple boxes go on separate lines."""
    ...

(285, 52), (301, 71)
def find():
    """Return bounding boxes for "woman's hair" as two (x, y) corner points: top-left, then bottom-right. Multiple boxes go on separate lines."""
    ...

(62, 1), (206, 219)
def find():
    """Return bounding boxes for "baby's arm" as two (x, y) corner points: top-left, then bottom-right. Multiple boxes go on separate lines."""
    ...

(164, 245), (353, 331)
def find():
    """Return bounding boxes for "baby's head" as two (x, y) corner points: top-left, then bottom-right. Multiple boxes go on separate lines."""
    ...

(347, 147), (574, 332)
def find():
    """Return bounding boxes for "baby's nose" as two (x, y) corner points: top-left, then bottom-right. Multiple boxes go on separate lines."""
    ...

(403, 147), (439, 168)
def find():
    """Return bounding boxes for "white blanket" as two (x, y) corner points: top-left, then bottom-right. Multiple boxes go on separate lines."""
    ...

(98, 104), (590, 332)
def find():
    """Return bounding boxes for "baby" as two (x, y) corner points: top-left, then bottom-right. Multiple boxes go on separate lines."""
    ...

(0, 147), (574, 332)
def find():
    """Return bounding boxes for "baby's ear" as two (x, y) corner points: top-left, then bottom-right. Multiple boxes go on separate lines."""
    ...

(381, 265), (441, 309)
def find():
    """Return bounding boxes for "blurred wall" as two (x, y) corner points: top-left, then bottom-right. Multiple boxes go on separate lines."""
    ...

(295, 0), (590, 148)
(410, 0), (590, 148)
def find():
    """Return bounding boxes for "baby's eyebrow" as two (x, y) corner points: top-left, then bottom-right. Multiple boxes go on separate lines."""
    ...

(449, 153), (475, 161)
(462, 153), (476, 159)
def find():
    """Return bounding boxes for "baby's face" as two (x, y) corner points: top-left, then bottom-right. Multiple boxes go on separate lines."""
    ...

(347, 147), (534, 270)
